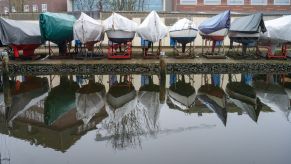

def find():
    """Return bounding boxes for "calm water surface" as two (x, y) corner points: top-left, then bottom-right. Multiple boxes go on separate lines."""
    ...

(0, 74), (290, 164)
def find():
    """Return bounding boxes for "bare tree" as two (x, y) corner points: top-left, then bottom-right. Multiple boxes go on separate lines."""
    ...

(75, 0), (98, 11)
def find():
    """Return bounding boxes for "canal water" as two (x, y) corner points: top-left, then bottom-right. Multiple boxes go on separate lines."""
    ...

(0, 73), (290, 164)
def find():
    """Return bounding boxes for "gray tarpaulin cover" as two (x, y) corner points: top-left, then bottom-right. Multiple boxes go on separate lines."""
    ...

(0, 18), (42, 45)
(230, 13), (266, 34)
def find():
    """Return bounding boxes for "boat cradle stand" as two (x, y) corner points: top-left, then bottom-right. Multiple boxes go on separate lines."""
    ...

(257, 43), (288, 59)
(11, 44), (40, 59)
(201, 36), (226, 59)
(172, 40), (195, 59)
(75, 41), (104, 59)
(107, 41), (132, 59)
(142, 40), (161, 59)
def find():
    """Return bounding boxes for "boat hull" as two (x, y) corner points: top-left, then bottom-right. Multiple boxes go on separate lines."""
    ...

(228, 32), (260, 45)
(199, 28), (228, 41)
(106, 30), (135, 44)
(170, 29), (197, 44)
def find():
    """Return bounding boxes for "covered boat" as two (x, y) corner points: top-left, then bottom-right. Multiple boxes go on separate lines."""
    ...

(170, 18), (197, 54)
(0, 18), (43, 58)
(168, 76), (196, 110)
(258, 16), (291, 59)
(136, 11), (168, 43)
(197, 84), (227, 126)
(198, 10), (230, 40)
(6, 76), (49, 123)
(73, 12), (104, 50)
(229, 13), (266, 47)
(76, 80), (106, 125)
(39, 12), (76, 55)
(226, 82), (261, 122)
(103, 12), (137, 44)
(44, 76), (79, 125)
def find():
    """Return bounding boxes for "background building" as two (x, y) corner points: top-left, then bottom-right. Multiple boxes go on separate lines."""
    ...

(173, 0), (291, 13)
(0, 0), (67, 14)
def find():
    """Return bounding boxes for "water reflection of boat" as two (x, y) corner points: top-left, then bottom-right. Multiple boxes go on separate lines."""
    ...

(76, 80), (106, 125)
(106, 76), (136, 109)
(0, 106), (107, 152)
(168, 75), (196, 110)
(197, 84), (227, 126)
(138, 76), (161, 129)
(253, 79), (290, 121)
(7, 76), (49, 123)
(44, 76), (79, 125)
(226, 82), (261, 122)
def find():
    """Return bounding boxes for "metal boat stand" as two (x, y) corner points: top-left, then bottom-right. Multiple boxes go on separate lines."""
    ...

(201, 36), (226, 59)
(173, 41), (195, 58)
(75, 41), (104, 59)
(107, 41), (132, 59)
(256, 43), (287, 59)
(48, 41), (74, 59)
(142, 40), (161, 59)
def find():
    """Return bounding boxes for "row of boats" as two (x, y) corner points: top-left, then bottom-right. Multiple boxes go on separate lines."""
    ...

(0, 10), (290, 57)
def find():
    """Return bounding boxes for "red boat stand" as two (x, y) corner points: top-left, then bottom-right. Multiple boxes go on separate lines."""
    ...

(11, 44), (40, 58)
(257, 43), (287, 59)
(201, 36), (226, 58)
(107, 41), (132, 59)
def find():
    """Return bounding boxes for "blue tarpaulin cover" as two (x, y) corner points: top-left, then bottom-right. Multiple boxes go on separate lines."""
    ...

(198, 10), (230, 35)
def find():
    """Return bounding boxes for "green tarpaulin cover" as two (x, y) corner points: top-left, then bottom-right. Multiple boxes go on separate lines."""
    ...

(39, 12), (76, 44)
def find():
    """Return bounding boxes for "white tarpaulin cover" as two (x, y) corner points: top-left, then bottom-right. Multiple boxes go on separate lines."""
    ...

(169, 18), (197, 32)
(0, 18), (42, 45)
(136, 11), (168, 42)
(260, 15), (291, 43)
(74, 12), (104, 43)
(103, 12), (137, 32)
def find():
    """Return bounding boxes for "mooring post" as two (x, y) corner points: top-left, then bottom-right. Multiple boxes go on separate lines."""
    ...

(159, 58), (166, 104)
(1, 51), (12, 120)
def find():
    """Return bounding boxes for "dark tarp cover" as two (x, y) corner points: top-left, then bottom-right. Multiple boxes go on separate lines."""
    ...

(198, 10), (230, 35)
(0, 18), (42, 45)
(229, 13), (267, 34)
(44, 77), (79, 125)
(39, 12), (76, 44)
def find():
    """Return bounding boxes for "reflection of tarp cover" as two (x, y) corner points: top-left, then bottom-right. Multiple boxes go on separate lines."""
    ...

(170, 18), (197, 32)
(76, 82), (105, 124)
(39, 12), (76, 44)
(103, 12), (137, 32)
(260, 15), (291, 42)
(8, 77), (49, 122)
(137, 91), (161, 128)
(74, 12), (104, 43)
(197, 85), (227, 125)
(0, 18), (42, 45)
(136, 11), (168, 42)
(44, 78), (79, 125)
(198, 10), (230, 35)
(230, 13), (266, 34)
(253, 82), (290, 119)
